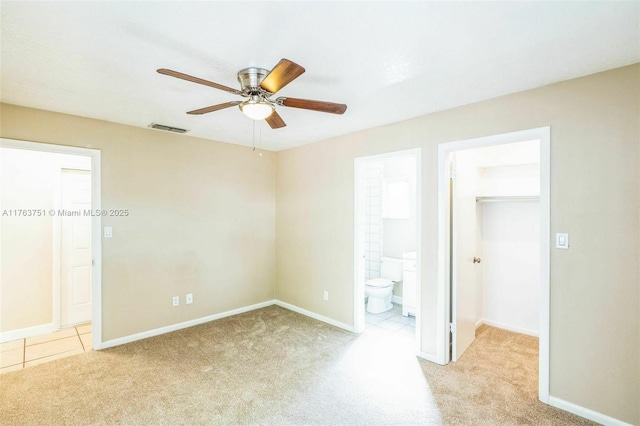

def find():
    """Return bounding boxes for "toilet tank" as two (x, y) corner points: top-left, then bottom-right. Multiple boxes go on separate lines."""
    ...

(380, 257), (403, 281)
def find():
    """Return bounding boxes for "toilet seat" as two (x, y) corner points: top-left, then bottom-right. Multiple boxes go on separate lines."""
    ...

(365, 278), (394, 288)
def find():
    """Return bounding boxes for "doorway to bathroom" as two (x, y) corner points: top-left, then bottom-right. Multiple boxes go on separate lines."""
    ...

(0, 138), (102, 373)
(353, 148), (421, 352)
(436, 127), (550, 403)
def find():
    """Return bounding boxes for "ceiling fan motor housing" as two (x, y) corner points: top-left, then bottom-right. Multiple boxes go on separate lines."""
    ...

(237, 68), (270, 94)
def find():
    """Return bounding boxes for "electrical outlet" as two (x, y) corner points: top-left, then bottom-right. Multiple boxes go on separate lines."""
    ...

(323, 291), (329, 301)
(172, 296), (179, 307)
(186, 293), (193, 304)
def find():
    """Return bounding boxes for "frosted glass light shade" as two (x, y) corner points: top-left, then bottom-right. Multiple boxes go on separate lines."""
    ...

(240, 101), (274, 120)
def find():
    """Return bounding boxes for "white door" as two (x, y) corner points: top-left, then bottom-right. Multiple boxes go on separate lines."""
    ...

(451, 151), (477, 361)
(60, 169), (92, 327)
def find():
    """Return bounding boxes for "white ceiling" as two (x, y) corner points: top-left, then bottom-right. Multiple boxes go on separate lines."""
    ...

(1, 2), (638, 151)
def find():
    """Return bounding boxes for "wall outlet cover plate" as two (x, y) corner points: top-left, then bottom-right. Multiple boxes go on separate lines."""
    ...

(556, 233), (569, 249)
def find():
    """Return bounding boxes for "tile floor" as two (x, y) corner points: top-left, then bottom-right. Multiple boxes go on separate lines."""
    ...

(0, 323), (92, 374)
(364, 302), (415, 337)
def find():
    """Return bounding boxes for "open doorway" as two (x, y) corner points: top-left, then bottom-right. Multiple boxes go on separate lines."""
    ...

(437, 127), (550, 403)
(354, 148), (422, 352)
(0, 138), (102, 372)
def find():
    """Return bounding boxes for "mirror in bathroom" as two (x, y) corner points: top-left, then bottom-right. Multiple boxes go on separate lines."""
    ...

(382, 177), (410, 219)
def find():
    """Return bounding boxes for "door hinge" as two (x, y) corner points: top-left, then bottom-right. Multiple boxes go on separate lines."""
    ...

(449, 323), (456, 334)
(450, 171), (457, 180)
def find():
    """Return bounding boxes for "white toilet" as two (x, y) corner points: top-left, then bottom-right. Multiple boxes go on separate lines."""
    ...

(365, 257), (403, 313)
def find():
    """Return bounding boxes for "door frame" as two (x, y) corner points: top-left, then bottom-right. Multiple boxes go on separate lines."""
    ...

(436, 127), (550, 403)
(354, 148), (422, 352)
(0, 138), (102, 350)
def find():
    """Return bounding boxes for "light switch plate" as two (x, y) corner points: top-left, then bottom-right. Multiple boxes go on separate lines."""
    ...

(104, 227), (113, 238)
(556, 233), (569, 249)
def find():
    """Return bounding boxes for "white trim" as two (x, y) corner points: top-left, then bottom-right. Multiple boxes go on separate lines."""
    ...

(479, 318), (539, 337)
(0, 323), (57, 343)
(90, 151), (102, 349)
(353, 156), (366, 334)
(538, 128), (551, 403)
(275, 300), (355, 332)
(548, 396), (633, 426)
(0, 138), (103, 350)
(52, 167), (62, 332)
(101, 299), (357, 350)
(392, 295), (403, 305)
(414, 151), (423, 356)
(436, 127), (551, 403)
(101, 300), (276, 349)
(436, 144), (450, 365)
(475, 319), (484, 329)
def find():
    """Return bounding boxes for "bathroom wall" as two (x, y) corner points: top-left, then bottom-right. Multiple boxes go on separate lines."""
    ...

(382, 156), (417, 258)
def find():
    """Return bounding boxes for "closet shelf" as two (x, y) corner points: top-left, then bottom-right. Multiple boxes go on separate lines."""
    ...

(476, 195), (540, 203)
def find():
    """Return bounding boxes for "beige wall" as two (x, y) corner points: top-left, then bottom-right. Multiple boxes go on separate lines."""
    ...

(0, 105), (277, 341)
(1, 148), (91, 333)
(275, 64), (639, 423)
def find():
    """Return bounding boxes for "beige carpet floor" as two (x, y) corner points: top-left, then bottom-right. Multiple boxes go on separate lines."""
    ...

(1, 306), (594, 425)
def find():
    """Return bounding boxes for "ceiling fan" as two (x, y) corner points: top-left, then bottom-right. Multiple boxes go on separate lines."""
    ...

(157, 59), (347, 129)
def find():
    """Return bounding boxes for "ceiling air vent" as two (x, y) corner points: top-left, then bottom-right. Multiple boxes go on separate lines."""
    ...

(148, 123), (189, 134)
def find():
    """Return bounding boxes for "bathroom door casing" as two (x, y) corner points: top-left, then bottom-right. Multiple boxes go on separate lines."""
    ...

(451, 151), (477, 362)
(60, 169), (92, 327)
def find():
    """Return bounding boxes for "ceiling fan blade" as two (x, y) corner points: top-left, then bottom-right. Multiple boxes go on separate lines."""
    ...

(187, 101), (241, 115)
(265, 110), (286, 129)
(278, 97), (347, 115)
(260, 59), (305, 94)
(157, 68), (241, 95)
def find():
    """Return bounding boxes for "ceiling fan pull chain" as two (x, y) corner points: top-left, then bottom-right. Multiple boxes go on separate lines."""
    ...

(252, 119), (256, 152)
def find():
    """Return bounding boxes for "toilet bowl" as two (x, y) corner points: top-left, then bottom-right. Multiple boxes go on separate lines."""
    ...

(365, 278), (395, 313)
(365, 257), (403, 314)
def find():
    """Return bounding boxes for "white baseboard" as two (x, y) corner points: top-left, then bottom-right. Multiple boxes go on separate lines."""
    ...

(100, 300), (276, 349)
(548, 396), (632, 426)
(100, 299), (356, 350)
(392, 295), (403, 305)
(478, 318), (538, 337)
(0, 322), (57, 343)
(274, 300), (355, 332)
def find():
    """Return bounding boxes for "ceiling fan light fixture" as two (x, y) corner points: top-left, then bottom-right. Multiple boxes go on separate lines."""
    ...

(240, 100), (274, 120)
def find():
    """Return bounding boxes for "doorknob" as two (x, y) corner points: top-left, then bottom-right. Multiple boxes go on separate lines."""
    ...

(473, 257), (481, 264)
